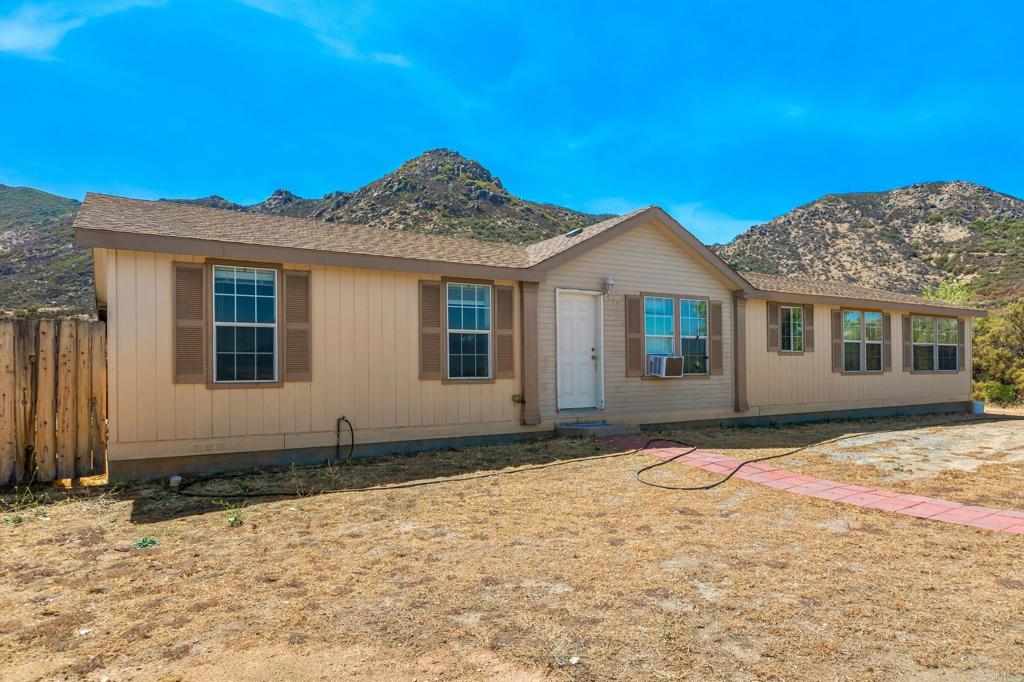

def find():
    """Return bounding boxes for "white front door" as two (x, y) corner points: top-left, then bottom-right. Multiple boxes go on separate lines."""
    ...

(557, 292), (601, 409)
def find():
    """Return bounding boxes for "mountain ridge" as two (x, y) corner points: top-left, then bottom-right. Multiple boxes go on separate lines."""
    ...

(161, 149), (610, 244)
(2, 152), (1022, 313)
(714, 180), (1024, 303)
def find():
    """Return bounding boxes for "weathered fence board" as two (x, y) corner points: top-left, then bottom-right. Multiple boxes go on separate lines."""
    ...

(0, 319), (107, 485)
(89, 324), (107, 476)
(13, 319), (36, 482)
(0, 322), (14, 484)
(33, 320), (58, 482)
(75, 321), (92, 475)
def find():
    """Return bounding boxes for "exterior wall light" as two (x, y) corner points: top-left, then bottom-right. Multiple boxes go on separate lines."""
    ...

(603, 277), (615, 298)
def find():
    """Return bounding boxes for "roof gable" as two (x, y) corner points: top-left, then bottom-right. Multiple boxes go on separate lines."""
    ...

(525, 206), (754, 292)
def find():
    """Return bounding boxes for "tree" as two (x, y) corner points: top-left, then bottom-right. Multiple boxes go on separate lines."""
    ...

(922, 278), (973, 306)
(973, 301), (1024, 389)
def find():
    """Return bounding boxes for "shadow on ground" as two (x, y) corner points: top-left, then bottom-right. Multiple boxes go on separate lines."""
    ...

(650, 413), (1022, 454)
(4, 413), (1019, 525)
(124, 435), (629, 523)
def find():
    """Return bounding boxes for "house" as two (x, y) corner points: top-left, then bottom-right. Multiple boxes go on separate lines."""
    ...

(74, 194), (984, 480)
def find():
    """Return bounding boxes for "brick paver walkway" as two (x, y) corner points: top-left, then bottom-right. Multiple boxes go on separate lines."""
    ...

(610, 437), (1024, 534)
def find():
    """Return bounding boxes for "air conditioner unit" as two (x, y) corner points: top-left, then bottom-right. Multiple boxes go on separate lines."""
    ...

(647, 355), (684, 377)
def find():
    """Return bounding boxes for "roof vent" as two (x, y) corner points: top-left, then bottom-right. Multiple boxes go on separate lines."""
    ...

(564, 227), (584, 238)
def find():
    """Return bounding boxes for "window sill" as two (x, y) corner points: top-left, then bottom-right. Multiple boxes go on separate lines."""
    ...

(908, 369), (961, 374)
(641, 374), (711, 380)
(839, 370), (886, 376)
(207, 380), (284, 389)
(441, 377), (497, 385)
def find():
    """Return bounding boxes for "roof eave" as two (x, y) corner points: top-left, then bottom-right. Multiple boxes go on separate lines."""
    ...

(74, 227), (547, 283)
(744, 288), (986, 317)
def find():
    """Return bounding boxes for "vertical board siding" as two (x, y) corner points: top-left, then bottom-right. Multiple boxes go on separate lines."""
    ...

(537, 220), (736, 421)
(106, 252), (522, 458)
(744, 300), (972, 412)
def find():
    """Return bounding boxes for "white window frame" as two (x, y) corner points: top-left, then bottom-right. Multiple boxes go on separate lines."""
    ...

(864, 311), (884, 372)
(912, 316), (958, 372)
(679, 297), (709, 375)
(212, 264), (278, 384)
(446, 282), (492, 380)
(644, 296), (675, 357)
(780, 305), (804, 353)
(842, 310), (883, 374)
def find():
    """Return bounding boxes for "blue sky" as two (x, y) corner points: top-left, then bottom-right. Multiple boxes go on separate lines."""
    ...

(1, 0), (1022, 243)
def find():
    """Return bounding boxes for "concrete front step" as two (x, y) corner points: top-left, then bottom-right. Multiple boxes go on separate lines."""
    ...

(555, 421), (641, 438)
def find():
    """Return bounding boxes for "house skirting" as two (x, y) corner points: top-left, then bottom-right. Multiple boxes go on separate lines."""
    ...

(108, 400), (973, 481)
(107, 430), (549, 482)
(644, 400), (973, 430)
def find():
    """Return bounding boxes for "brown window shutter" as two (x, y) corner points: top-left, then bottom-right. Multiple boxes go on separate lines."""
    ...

(494, 285), (514, 378)
(803, 304), (814, 352)
(709, 300), (723, 375)
(766, 302), (780, 352)
(625, 295), (644, 377)
(830, 309), (842, 373)
(419, 280), (443, 380)
(173, 262), (206, 383)
(882, 312), (892, 371)
(902, 314), (912, 372)
(957, 319), (965, 371)
(283, 270), (312, 382)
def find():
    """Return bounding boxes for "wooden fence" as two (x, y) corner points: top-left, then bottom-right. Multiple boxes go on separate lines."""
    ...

(1, 319), (107, 485)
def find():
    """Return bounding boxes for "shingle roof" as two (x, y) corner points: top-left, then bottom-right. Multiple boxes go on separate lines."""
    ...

(74, 193), (644, 271)
(74, 193), (980, 315)
(741, 272), (976, 312)
(75, 193), (536, 268)
(523, 207), (651, 264)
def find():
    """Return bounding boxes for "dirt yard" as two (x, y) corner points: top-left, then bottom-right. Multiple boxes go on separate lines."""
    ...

(2, 415), (1023, 681)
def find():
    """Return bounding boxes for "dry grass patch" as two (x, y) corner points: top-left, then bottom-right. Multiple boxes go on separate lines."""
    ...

(2, 417), (1023, 681)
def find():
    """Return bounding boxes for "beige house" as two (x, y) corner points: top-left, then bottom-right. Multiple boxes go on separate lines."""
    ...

(74, 195), (983, 480)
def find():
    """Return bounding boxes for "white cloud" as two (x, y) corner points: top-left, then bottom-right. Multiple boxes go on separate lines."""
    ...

(0, 1), (161, 58)
(239, 0), (410, 68)
(583, 196), (759, 244)
(667, 202), (761, 244)
(582, 196), (642, 215)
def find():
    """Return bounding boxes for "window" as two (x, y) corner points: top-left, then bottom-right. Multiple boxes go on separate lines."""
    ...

(213, 265), (277, 382)
(842, 310), (883, 373)
(864, 312), (883, 372)
(644, 297), (675, 356)
(679, 298), (708, 374)
(912, 316), (958, 371)
(780, 305), (804, 352)
(644, 296), (708, 375)
(447, 282), (491, 379)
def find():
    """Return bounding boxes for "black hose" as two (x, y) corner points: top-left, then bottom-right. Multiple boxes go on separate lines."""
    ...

(173, 412), (1018, 499)
(173, 447), (639, 499)
(633, 413), (1021, 491)
(337, 416), (355, 463)
(635, 437), (830, 491)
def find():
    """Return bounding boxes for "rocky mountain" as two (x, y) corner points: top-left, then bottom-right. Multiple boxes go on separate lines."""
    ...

(716, 181), (1024, 303)
(0, 185), (92, 312)
(5, 153), (1022, 315)
(0, 150), (608, 313)
(165, 149), (607, 243)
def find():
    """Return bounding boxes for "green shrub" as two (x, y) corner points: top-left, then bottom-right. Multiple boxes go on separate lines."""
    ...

(922, 278), (973, 305)
(972, 380), (1018, 405)
(974, 301), (1024, 389)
